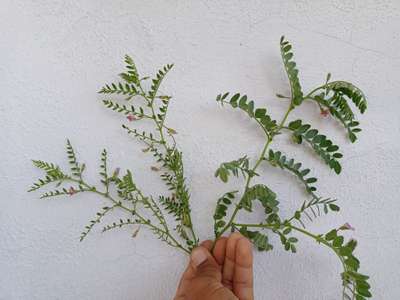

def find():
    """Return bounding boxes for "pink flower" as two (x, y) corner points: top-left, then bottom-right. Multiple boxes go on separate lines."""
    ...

(320, 109), (329, 117)
(127, 115), (137, 121)
(67, 187), (77, 196)
(339, 222), (355, 231)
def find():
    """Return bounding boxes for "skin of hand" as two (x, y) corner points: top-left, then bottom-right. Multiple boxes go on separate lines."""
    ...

(174, 232), (254, 300)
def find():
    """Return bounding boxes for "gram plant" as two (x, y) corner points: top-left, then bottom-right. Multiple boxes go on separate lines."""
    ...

(29, 36), (371, 299)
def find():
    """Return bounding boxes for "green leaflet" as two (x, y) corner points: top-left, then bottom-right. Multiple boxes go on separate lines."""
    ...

(157, 95), (171, 124)
(309, 80), (367, 143)
(159, 195), (183, 221)
(215, 156), (257, 183)
(266, 149), (318, 198)
(322, 229), (371, 300)
(80, 205), (118, 241)
(102, 218), (137, 233)
(241, 184), (279, 213)
(99, 55), (141, 100)
(292, 197), (339, 227)
(238, 227), (273, 251)
(148, 64), (174, 100)
(99, 149), (109, 192)
(162, 149), (192, 228)
(117, 170), (136, 199)
(288, 119), (343, 174)
(120, 55), (140, 86)
(66, 139), (83, 178)
(29, 160), (69, 192)
(102, 100), (145, 118)
(280, 36), (303, 106)
(99, 82), (138, 99)
(326, 81), (367, 114)
(213, 191), (238, 235)
(216, 92), (277, 135)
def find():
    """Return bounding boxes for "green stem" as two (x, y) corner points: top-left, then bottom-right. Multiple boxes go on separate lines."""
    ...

(213, 103), (295, 245)
(233, 222), (347, 272)
(139, 83), (198, 247)
(69, 178), (190, 254)
(303, 85), (326, 100)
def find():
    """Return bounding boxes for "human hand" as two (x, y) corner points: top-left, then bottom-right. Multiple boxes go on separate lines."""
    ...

(174, 232), (254, 300)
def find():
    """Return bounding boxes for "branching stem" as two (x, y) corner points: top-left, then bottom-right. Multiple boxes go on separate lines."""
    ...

(213, 102), (295, 246)
(68, 178), (191, 254)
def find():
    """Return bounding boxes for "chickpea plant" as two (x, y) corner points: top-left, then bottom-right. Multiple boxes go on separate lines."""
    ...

(29, 37), (371, 299)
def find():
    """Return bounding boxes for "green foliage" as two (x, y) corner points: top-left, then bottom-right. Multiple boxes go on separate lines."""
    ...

(322, 229), (372, 300)
(288, 119), (343, 174)
(216, 92), (278, 135)
(280, 36), (303, 106)
(116, 170), (136, 199)
(266, 149), (318, 198)
(213, 191), (237, 235)
(309, 80), (367, 143)
(99, 82), (138, 100)
(28, 160), (68, 192)
(121, 55), (140, 85)
(215, 156), (257, 183)
(80, 205), (117, 241)
(99, 55), (140, 100)
(66, 139), (84, 179)
(102, 99), (145, 118)
(241, 184), (279, 214)
(291, 197), (339, 227)
(149, 64), (174, 100)
(99, 149), (109, 191)
(29, 37), (370, 299)
(214, 37), (369, 299)
(239, 228), (273, 252)
(327, 81), (367, 114)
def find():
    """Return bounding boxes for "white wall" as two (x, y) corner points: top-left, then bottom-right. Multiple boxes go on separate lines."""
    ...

(1, 1), (399, 299)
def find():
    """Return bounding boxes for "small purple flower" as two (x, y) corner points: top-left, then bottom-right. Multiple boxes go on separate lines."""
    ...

(321, 109), (329, 117)
(67, 187), (77, 196)
(127, 114), (137, 121)
(339, 222), (355, 231)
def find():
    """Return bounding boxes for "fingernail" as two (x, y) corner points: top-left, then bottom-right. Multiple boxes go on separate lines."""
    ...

(191, 248), (207, 267)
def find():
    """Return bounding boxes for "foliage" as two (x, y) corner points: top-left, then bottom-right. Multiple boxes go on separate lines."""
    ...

(280, 36), (303, 106)
(288, 119), (343, 174)
(213, 36), (370, 299)
(266, 149), (319, 198)
(215, 156), (257, 183)
(29, 36), (370, 299)
(216, 93), (278, 136)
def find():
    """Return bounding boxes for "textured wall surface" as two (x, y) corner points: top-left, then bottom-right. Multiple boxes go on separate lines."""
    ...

(1, 1), (400, 299)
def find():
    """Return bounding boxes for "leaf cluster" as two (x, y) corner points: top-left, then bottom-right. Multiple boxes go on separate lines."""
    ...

(288, 119), (342, 174)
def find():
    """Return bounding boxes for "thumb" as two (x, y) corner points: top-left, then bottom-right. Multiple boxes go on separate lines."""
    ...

(190, 246), (221, 281)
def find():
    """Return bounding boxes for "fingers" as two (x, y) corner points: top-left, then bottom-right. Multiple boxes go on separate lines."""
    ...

(174, 263), (195, 299)
(190, 246), (221, 280)
(233, 237), (254, 300)
(200, 240), (213, 251)
(174, 244), (220, 300)
(175, 234), (254, 300)
(222, 232), (243, 289)
(213, 237), (228, 265)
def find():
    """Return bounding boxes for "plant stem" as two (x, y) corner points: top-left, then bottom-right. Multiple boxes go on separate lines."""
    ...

(233, 222), (347, 272)
(213, 103), (294, 245)
(138, 82), (198, 247)
(69, 178), (190, 254)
